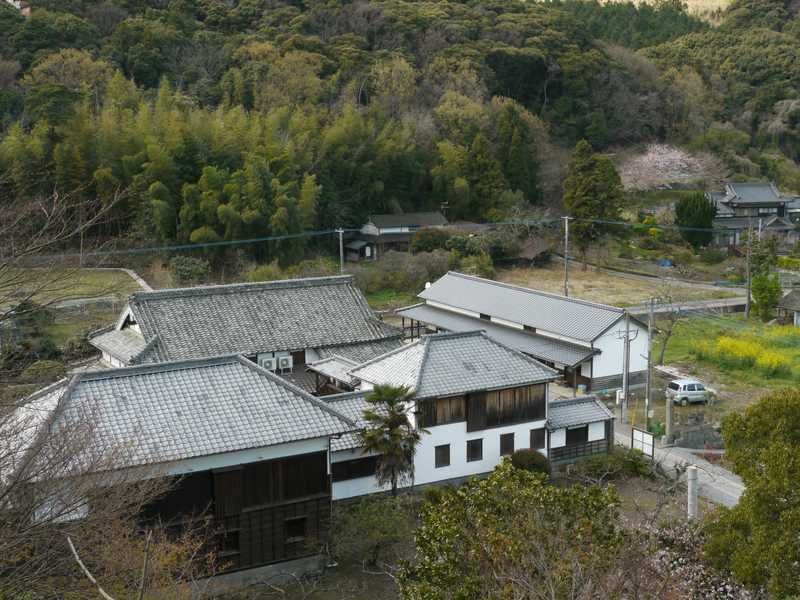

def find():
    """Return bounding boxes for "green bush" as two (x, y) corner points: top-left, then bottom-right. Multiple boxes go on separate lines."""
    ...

(62, 330), (96, 362)
(168, 255), (210, 285)
(19, 360), (66, 384)
(510, 449), (550, 475)
(352, 250), (457, 294)
(458, 252), (495, 278)
(700, 248), (727, 264)
(572, 447), (651, 482)
(411, 228), (451, 253)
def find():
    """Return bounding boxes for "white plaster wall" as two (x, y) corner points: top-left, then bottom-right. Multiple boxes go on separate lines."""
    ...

(592, 319), (649, 378)
(361, 223), (379, 236)
(331, 448), (390, 500)
(101, 352), (123, 368)
(490, 316), (524, 330)
(412, 419), (547, 487)
(550, 428), (566, 449)
(155, 437), (329, 478)
(588, 421), (605, 441)
(427, 300), (481, 319)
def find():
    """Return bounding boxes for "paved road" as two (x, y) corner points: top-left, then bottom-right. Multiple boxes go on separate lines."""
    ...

(615, 429), (744, 508)
(628, 296), (747, 318)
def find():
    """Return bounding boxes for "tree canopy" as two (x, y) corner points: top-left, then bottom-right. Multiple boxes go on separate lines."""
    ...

(705, 388), (800, 597)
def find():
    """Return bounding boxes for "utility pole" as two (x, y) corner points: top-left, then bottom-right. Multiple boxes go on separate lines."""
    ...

(336, 228), (344, 274)
(622, 311), (630, 423)
(745, 222), (752, 318)
(645, 297), (655, 432)
(562, 216), (571, 297)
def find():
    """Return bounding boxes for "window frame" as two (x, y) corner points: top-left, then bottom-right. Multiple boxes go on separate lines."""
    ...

(466, 438), (483, 462)
(435, 444), (451, 468)
(500, 432), (515, 456)
(530, 428), (546, 450)
(285, 516), (307, 544)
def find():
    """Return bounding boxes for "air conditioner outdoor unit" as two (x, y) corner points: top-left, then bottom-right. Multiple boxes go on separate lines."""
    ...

(258, 356), (278, 371)
(278, 355), (294, 372)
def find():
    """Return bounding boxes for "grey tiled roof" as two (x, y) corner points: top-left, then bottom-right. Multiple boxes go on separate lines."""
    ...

(323, 391), (376, 451)
(779, 289), (800, 312)
(88, 327), (147, 363)
(125, 276), (400, 362)
(419, 272), (626, 342)
(726, 182), (781, 204)
(396, 303), (597, 367)
(316, 338), (403, 363)
(349, 331), (557, 399)
(23, 355), (355, 472)
(368, 212), (447, 228)
(547, 395), (614, 430)
(307, 355), (359, 386)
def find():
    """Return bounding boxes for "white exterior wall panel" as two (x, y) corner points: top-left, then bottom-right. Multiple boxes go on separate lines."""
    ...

(591, 319), (649, 379)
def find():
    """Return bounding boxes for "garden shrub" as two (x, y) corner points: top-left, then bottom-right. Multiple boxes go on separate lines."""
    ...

(411, 228), (450, 253)
(168, 255), (210, 285)
(699, 248), (726, 264)
(19, 359), (66, 384)
(510, 449), (550, 475)
(62, 329), (96, 362)
(352, 250), (458, 294)
(459, 252), (495, 278)
(247, 260), (284, 282)
(573, 447), (652, 482)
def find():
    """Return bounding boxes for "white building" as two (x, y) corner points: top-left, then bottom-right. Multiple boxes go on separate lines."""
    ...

(397, 271), (649, 393)
(319, 331), (615, 500)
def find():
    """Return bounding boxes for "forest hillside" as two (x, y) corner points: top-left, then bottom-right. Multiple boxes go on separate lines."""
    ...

(1, 0), (799, 253)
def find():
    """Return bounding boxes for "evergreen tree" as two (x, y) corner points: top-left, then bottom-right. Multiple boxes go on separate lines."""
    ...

(562, 140), (623, 265)
(465, 133), (506, 219)
(675, 192), (716, 249)
(359, 385), (422, 496)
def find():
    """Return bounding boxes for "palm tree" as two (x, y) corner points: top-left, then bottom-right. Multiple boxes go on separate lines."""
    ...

(359, 384), (423, 496)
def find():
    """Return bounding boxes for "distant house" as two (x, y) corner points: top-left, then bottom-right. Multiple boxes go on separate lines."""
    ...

(11, 355), (356, 573)
(88, 275), (402, 391)
(316, 331), (614, 499)
(396, 272), (649, 393)
(347, 212), (448, 259)
(708, 182), (799, 247)
(778, 289), (800, 327)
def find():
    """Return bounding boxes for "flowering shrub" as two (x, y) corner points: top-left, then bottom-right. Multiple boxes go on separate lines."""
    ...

(690, 334), (798, 379)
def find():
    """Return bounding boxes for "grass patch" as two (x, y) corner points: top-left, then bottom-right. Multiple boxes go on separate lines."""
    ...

(42, 306), (121, 347)
(2, 268), (142, 308)
(365, 289), (417, 311)
(662, 315), (800, 388)
(498, 263), (738, 307)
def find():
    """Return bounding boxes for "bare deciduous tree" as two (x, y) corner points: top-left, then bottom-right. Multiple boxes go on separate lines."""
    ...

(0, 184), (125, 325)
(0, 382), (217, 597)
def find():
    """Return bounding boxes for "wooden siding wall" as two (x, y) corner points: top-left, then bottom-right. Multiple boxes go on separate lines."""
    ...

(144, 451), (331, 573)
(467, 384), (546, 432)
